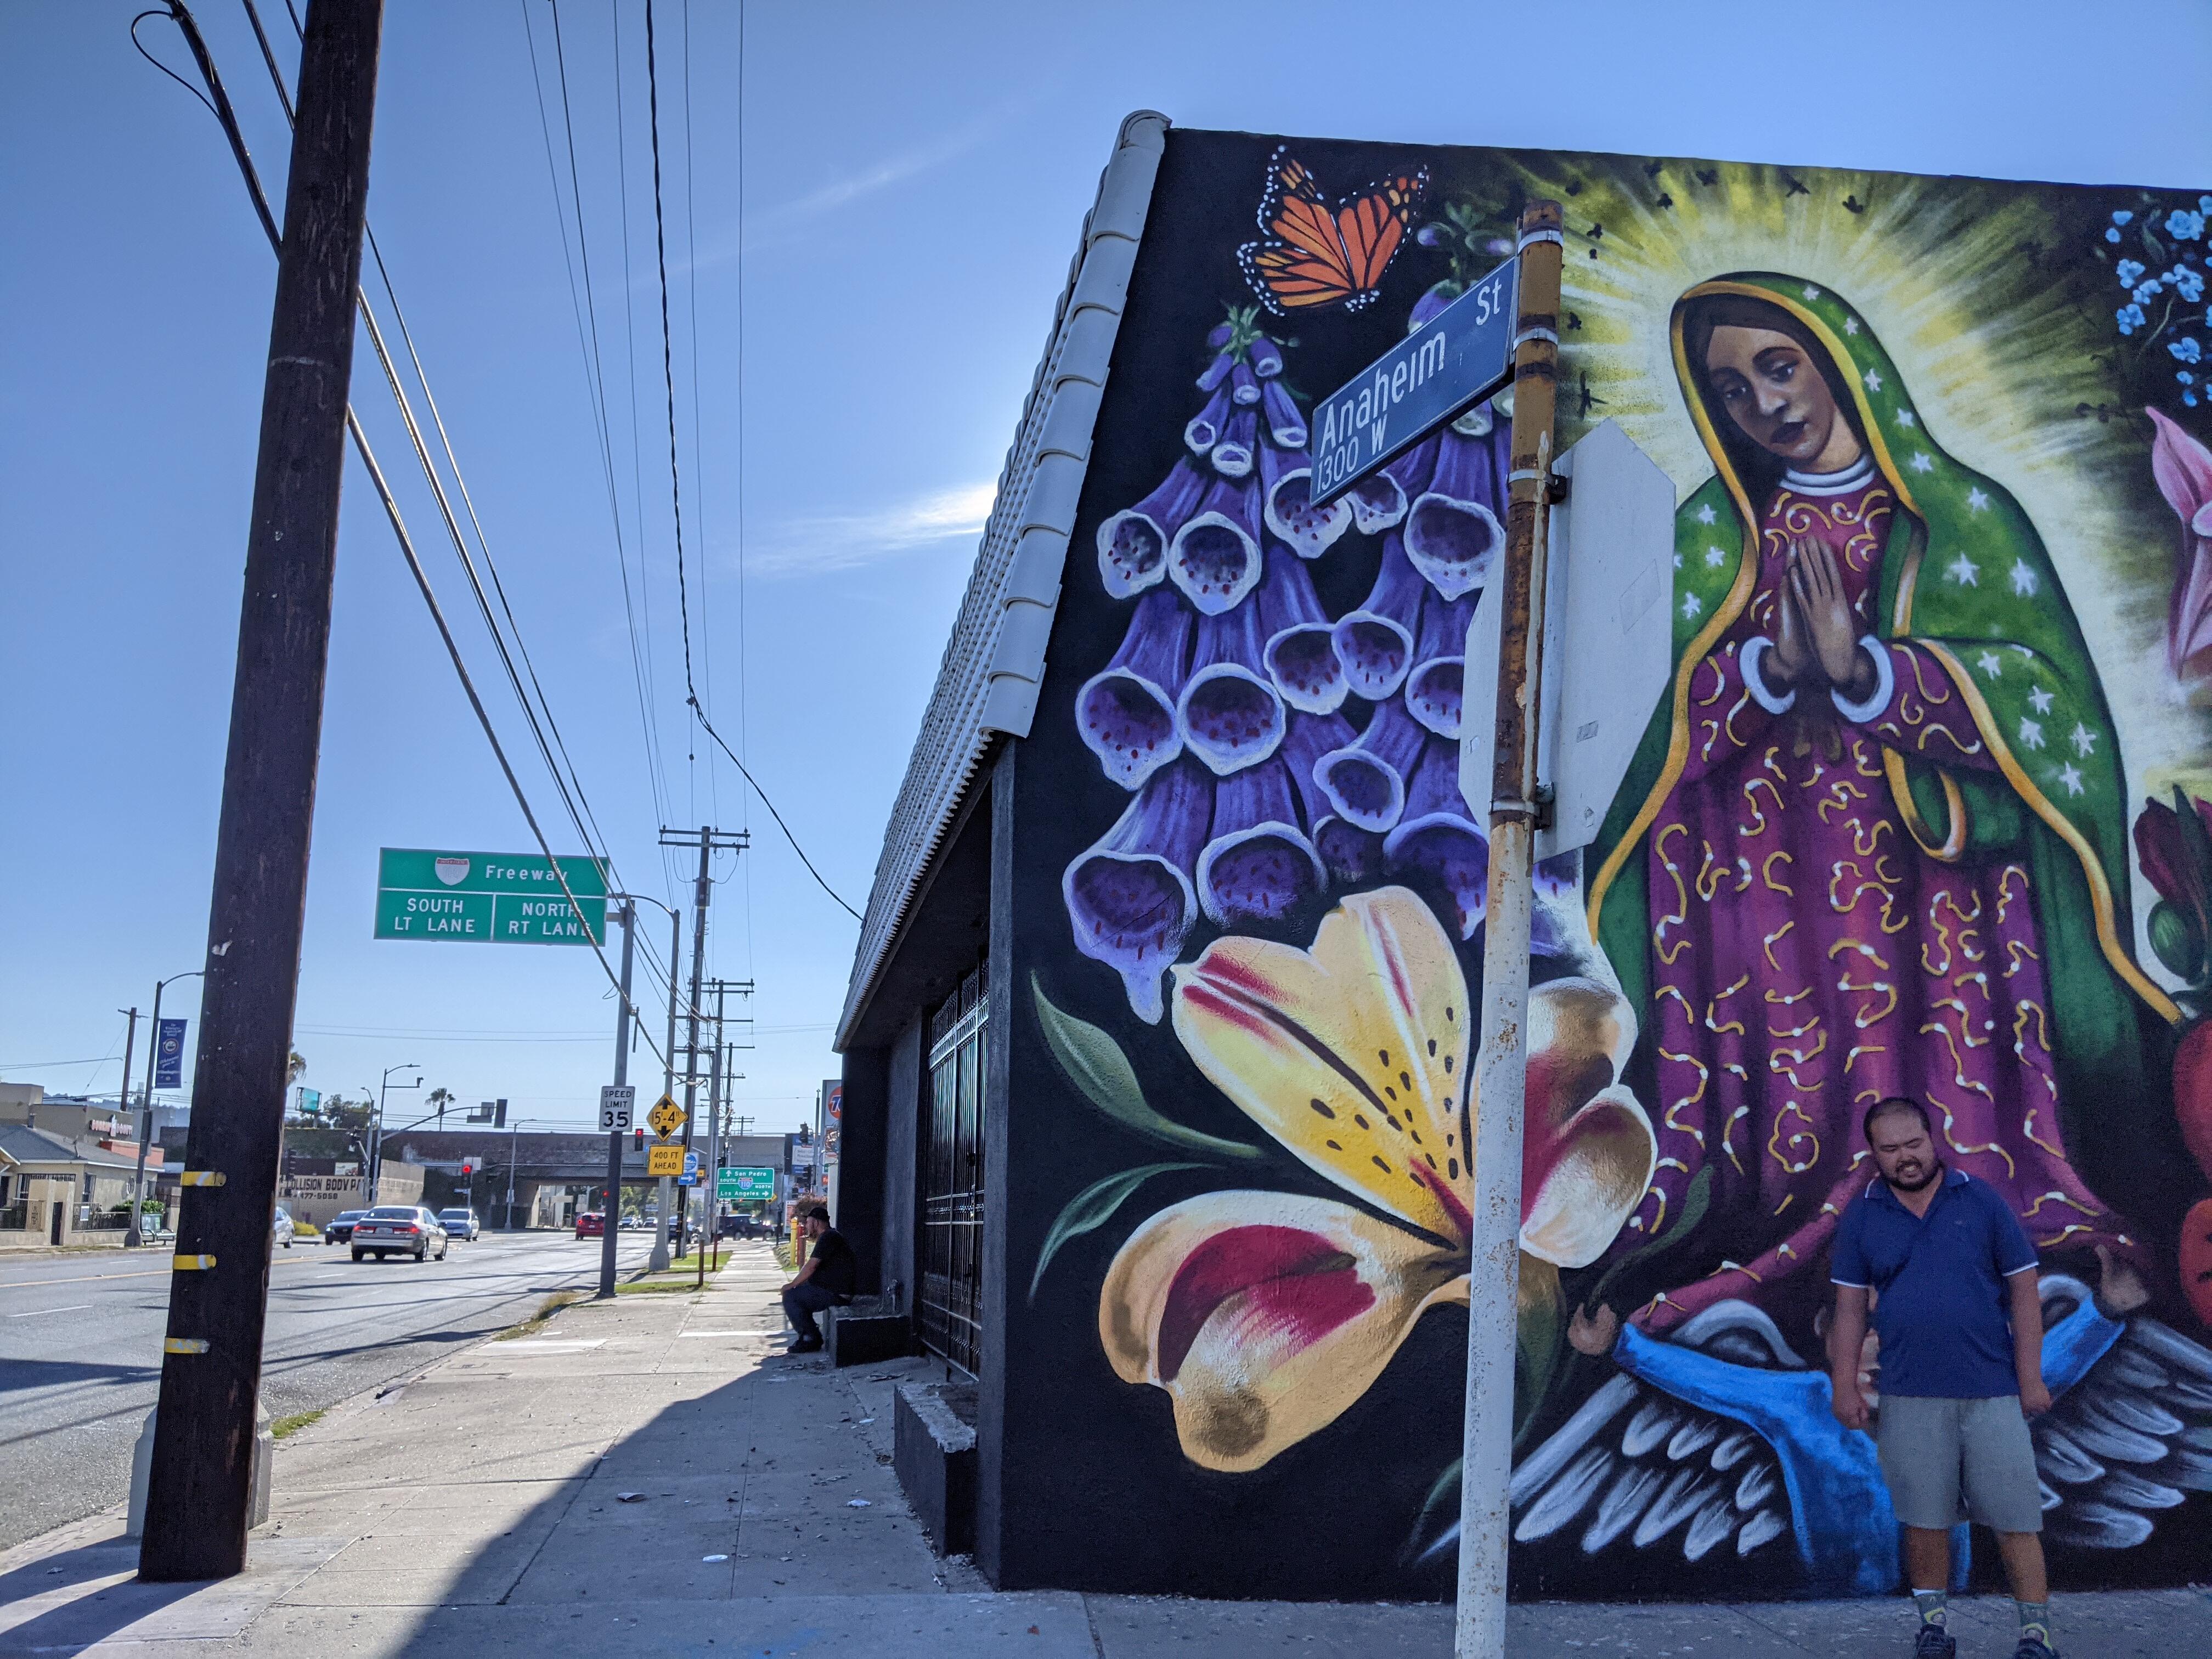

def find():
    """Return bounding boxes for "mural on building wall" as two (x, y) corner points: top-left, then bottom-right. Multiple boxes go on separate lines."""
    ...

(1025, 136), (2212, 1600)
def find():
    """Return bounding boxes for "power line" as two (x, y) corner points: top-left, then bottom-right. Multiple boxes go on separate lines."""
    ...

(150, 0), (672, 1068)
(643, 0), (859, 925)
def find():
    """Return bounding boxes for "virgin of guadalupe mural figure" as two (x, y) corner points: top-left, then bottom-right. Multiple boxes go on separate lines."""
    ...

(1583, 273), (2180, 1347)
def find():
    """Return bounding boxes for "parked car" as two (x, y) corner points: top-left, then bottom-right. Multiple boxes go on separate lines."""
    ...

(574, 1211), (605, 1239)
(272, 1205), (296, 1250)
(618, 1215), (640, 1230)
(351, 1206), (449, 1262)
(324, 1209), (367, 1245)
(437, 1207), (480, 1242)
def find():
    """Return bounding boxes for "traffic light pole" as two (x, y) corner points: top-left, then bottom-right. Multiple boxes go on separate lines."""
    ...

(141, 0), (383, 1583)
(658, 828), (745, 1261)
(598, 900), (635, 1299)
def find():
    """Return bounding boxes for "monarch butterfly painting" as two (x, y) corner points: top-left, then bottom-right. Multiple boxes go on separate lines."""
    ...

(1237, 146), (1428, 315)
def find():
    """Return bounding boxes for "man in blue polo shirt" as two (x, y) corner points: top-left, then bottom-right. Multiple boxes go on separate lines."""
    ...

(1829, 1096), (2053, 1659)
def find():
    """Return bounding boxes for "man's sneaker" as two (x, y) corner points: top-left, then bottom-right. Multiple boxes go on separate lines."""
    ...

(2012, 1639), (2057, 1659)
(1915, 1624), (1956, 1659)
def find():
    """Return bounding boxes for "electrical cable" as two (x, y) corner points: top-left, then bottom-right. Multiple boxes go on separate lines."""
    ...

(148, 0), (676, 1064)
(643, 0), (861, 924)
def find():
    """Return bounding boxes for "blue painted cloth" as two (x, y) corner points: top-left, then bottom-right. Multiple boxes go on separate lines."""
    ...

(1611, 1289), (2121, 1595)
(1830, 1167), (2039, 1399)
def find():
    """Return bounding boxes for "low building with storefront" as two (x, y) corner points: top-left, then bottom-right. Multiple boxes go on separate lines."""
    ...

(277, 1156), (424, 1231)
(0, 1123), (146, 1245)
(831, 116), (2212, 1605)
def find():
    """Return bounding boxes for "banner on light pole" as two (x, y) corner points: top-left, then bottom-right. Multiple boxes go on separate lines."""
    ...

(155, 1019), (189, 1090)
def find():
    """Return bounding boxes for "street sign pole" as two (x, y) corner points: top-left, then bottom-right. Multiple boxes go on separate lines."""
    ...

(598, 900), (635, 1300)
(142, 0), (384, 1584)
(1455, 199), (1564, 1659)
(651, 905), (680, 1271)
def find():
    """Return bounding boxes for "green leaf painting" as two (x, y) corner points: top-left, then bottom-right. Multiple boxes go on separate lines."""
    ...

(1029, 1163), (1209, 1302)
(1030, 974), (1264, 1161)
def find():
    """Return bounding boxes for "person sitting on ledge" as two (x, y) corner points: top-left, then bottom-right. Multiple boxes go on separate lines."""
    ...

(780, 1202), (855, 1355)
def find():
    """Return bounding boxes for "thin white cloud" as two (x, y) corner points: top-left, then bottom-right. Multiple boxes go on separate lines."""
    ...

(743, 481), (996, 577)
(691, 91), (1044, 267)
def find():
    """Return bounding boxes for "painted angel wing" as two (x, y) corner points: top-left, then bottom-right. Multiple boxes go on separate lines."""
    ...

(1506, 1364), (1793, 1563)
(2035, 1279), (2212, 1550)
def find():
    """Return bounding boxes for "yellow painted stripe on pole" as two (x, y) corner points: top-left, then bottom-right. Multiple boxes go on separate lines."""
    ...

(179, 1171), (226, 1187)
(173, 1254), (217, 1271)
(163, 1338), (210, 1355)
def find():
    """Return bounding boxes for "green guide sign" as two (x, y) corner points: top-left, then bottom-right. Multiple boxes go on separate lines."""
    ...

(375, 848), (608, 946)
(718, 1166), (776, 1202)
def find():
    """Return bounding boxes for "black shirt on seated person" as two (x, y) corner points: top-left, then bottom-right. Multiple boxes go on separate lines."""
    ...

(808, 1226), (858, 1297)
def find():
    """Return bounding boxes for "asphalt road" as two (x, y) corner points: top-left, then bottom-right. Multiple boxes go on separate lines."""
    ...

(0, 1229), (659, 1549)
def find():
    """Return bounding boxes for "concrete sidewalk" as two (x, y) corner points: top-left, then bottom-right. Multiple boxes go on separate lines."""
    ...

(2, 1241), (2205, 1657)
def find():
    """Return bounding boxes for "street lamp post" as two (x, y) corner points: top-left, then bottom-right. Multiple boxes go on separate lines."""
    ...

(126, 970), (205, 1248)
(366, 1062), (421, 1204)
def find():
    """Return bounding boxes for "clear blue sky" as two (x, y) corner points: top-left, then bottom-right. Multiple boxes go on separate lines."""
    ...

(4, 1), (2208, 1133)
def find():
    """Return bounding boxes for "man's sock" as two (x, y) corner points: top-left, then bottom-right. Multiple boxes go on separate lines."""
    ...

(1912, 1589), (1949, 1628)
(2017, 1600), (2051, 1646)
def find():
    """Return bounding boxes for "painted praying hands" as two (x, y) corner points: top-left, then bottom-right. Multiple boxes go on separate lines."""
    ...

(1771, 536), (1880, 705)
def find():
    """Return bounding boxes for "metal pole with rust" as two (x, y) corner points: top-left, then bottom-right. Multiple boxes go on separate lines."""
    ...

(1455, 198), (1564, 1658)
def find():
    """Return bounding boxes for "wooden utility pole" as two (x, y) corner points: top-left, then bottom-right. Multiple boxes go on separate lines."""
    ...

(1455, 199), (1564, 1658)
(140, 0), (383, 1583)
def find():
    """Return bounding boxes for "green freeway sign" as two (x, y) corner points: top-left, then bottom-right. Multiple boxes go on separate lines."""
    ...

(718, 1166), (776, 1201)
(374, 848), (608, 946)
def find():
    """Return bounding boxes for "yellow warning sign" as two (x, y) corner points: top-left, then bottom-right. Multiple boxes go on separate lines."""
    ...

(646, 1094), (686, 1139)
(646, 1143), (685, 1176)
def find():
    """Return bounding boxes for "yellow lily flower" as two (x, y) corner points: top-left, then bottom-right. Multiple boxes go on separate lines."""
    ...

(1098, 885), (1656, 1472)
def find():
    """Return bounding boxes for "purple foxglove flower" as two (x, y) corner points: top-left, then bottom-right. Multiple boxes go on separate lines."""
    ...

(1404, 587), (1477, 738)
(1211, 407), (1257, 478)
(1197, 349), (1236, 393)
(1331, 536), (1425, 699)
(1263, 466), (1353, 562)
(1168, 481), (1264, 614)
(1383, 736), (1488, 939)
(1247, 334), (1284, 377)
(1278, 708), (1354, 822)
(1410, 283), (1454, 330)
(1452, 400), (1497, 438)
(1255, 546), (1348, 714)
(1097, 461), (1207, 599)
(1312, 816), (1384, 886)
(1184, 383), (1232, 455)
(1313, 693), (1425, 832)
(1195, 759), (1324, 926)
(1229, 360), (1262, 407)
(1076, 588), (1192, 788)
(1063, 758), (1211, 1024)
(1178, 600), (1286, 775)
(1261, 379), (1308, 449)
(1529, 851), (1585, 962)
(1404, 420), (1508, 601)
(1206, 321), (1234, 351)
(1346, 470), (1410, 535)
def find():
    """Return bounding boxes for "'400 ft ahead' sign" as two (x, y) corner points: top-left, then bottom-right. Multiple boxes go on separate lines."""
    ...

(1311, 253), (1520, 505)
(375, 848), (608, 945)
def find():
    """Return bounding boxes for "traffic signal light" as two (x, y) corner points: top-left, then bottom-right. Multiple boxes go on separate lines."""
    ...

(633, 1128), (645, 1152)
(460, 1158), (476, 1178)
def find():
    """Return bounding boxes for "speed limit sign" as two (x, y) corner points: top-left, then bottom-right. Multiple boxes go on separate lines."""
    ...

(598, 1085), (636, 1131)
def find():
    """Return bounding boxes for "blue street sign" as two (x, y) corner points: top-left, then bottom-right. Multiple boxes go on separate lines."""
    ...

(1311, 253), (1520, 505)
(155, 1019), (188, 1089)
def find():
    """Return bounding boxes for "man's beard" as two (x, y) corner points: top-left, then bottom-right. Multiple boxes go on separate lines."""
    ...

(1886, 1159), (1942, 1193)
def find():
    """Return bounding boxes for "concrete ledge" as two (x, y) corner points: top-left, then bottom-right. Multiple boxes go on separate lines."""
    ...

(894, 1381), (977, 1556)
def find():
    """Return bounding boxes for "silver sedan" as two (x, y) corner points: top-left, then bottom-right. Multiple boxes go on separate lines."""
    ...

(349, 1206), (449, 1262)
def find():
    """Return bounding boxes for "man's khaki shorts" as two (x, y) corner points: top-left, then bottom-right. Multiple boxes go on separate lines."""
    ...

(1877, 1394), (2044, 1533)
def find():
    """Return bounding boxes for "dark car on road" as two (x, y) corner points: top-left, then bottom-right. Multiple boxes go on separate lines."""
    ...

(351, 1205), (449, 1262)
(323, 1209), (368, 1245)
(574, 1211), (605, 1239)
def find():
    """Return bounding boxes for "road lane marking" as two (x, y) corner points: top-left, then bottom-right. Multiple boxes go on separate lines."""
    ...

(6, 1304), (92, 1318)
(0, 1256), (324, 1291)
